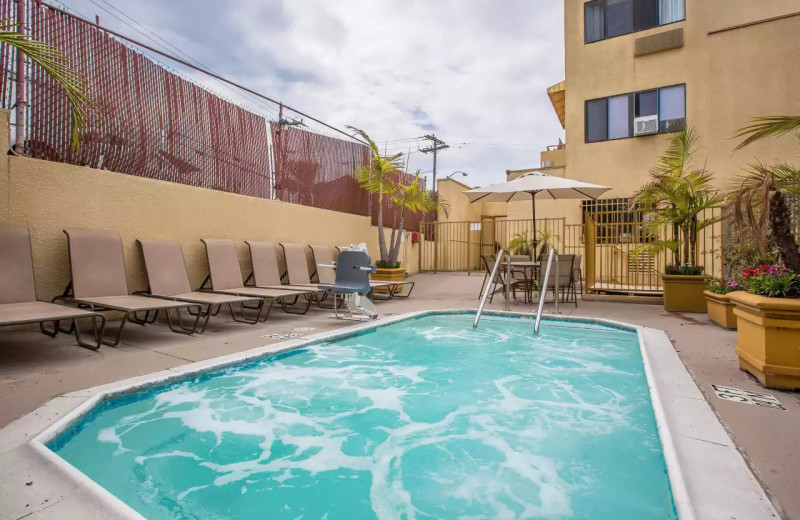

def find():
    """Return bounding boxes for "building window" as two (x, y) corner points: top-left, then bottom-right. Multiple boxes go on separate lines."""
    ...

(585, 84), (686, 143)
(584, 0), (685, 43)
(660, 0), (685, 24)
(608, 94), (631, 139)
(658, 84), (686, 132)
(586, 98), (608, 143)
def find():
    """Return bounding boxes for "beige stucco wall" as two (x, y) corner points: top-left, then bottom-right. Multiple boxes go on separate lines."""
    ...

(0, 110), (419, 301)
(436, 178), (507, 223)
(563, 1), (800, 201)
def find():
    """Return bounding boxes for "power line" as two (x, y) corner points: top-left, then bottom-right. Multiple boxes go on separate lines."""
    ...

(82, 0), (281, 119)
(49, 0), (357, 141)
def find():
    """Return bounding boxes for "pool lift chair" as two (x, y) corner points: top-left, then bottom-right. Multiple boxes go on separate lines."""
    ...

(318, 247), (378, 321)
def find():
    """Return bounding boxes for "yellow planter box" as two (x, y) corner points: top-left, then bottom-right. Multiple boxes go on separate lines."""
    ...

(729, 291), (800, 390)
(371, 267), (406, 294)
(661, 274), (710, 313)
(704, 290), (737, 330)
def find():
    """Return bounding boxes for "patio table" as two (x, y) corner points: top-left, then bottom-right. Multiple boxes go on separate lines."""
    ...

(508, 261), (540, 303)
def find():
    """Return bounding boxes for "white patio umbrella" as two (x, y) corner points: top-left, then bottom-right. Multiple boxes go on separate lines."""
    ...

(464, 172), (611, 242)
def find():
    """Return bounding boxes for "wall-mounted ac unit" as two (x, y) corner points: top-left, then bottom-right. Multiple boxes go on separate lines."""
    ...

(542, 160), (555, 167)
(634, 115), (659, 136)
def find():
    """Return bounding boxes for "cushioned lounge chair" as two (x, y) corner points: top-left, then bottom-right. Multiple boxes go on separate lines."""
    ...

(137, 239), (264, 333)
(57, 229), (202, 346)
(0, 227), (106, 350)
(200, 239), (315, 317)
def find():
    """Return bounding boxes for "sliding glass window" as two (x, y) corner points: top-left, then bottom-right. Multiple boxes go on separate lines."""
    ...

(585, 84), (686, 143)
(584, 0), (684, 43)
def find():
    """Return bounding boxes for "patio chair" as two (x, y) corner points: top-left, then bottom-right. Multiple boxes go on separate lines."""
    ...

(509, 254), (535, 302)
(0, 227), (106, 350)
(58, 229), (203, 347)
(535, 253), (578, 307)
(310, 245), (412, 300)
(200, 239), (315, 317)
(572, 253), (583, 294)
(479, 254), (507, 302)
(137, 239), (263, 333)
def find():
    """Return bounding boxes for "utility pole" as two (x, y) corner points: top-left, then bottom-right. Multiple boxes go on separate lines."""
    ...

(419, 134), (449, 193)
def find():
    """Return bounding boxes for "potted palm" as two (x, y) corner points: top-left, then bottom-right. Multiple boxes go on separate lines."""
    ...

(508, 229), (556, 259)
(726, 114), (800, 389)
(630, 127), (723, 312)
(704, 278), (740, 329)
(351, 129), (443, 291)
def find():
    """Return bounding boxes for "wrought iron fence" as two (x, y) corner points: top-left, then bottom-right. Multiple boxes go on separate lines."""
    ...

(584, 206), (723, 294)
(419, 208), (724, 297)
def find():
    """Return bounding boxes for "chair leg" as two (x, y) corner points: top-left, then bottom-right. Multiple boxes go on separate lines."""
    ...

(72, 314), (106, 350)
(229, 302), (262, 325)
(279, 294), (313, 315)
(101, 313), (130, 347)
(164, 305), (202, 335)
(390, 282), (415, 299)
(257, 299), (275, 322)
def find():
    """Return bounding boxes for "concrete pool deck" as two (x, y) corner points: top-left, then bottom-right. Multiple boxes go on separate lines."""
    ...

(0, 272), (798, 519)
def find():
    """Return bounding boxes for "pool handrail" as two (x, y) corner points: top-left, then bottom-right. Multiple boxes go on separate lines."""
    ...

(534, 248), (558, 334)
(474, 249), (510, 328)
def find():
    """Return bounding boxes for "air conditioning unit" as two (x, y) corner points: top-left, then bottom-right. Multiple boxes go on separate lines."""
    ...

(634, 115), (659, 136)
(542, 160), (555, 167)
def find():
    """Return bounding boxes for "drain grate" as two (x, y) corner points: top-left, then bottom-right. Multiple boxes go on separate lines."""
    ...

(261, 332), (303, 340)
(711, 385), (786, 410)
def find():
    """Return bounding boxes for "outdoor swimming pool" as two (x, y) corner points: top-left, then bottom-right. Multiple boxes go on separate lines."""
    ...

(48, 313), (677, 520)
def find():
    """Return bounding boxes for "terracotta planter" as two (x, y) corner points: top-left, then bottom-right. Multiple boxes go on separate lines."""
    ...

(729, 291), (800, 390)
(372, 267), (406, 294)
(704, 290), (737, 330)
(661, 274), (710, 313)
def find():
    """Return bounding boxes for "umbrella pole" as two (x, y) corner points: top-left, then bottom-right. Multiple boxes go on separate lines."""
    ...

(531, 191), (537, 257)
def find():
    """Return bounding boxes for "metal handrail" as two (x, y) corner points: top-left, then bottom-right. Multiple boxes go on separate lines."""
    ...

(534, 248), (558, 334)
(474, 250), (510, 328)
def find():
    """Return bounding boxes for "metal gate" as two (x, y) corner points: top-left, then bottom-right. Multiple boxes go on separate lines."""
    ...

(419, 218), (582, 273)
(583, 206), (723, 294)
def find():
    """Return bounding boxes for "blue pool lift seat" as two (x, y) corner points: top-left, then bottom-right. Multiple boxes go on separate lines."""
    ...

(319, 249), (378, 320)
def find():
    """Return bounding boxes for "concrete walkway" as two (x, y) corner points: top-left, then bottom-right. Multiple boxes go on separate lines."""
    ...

(1, 272), (798, 519)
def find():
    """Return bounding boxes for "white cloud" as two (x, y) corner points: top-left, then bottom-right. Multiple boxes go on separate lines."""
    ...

(65, 0), (564, 188)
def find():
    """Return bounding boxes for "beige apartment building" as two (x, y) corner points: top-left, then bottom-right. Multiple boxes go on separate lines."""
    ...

(441, 0), (800, 226)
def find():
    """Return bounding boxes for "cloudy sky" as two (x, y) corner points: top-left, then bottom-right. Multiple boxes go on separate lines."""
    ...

(63, 0), (565, 188)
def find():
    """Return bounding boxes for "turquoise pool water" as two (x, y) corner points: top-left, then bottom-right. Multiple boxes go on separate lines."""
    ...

(50, 314), (677, 520)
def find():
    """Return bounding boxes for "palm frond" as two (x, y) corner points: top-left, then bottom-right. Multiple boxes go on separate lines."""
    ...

(0, 22), (91, 149)
(735, 115), (800, 150)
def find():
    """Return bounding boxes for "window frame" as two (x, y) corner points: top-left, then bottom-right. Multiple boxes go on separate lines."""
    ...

(584, 83), (686, 143)
(584, 0), (685, 45)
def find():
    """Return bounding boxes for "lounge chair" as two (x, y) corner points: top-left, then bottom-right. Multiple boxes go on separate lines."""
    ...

(200, 239), (315, 317)
(0, 227), (106, 350)
(57, 229), (202, 346)
(137, 239), (264, 333)
(324, 245), (415, 299)
(245, 241), (321, 292)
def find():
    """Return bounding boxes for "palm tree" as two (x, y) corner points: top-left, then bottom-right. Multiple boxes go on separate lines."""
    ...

(0, 19), (91, 149)
(630, 127), (723, 268)
(727, 113), (800, 271)
(384, 171), (443, 265)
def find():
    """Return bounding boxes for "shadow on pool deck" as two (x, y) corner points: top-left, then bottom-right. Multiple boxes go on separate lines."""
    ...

(1, 272), (798, 519)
